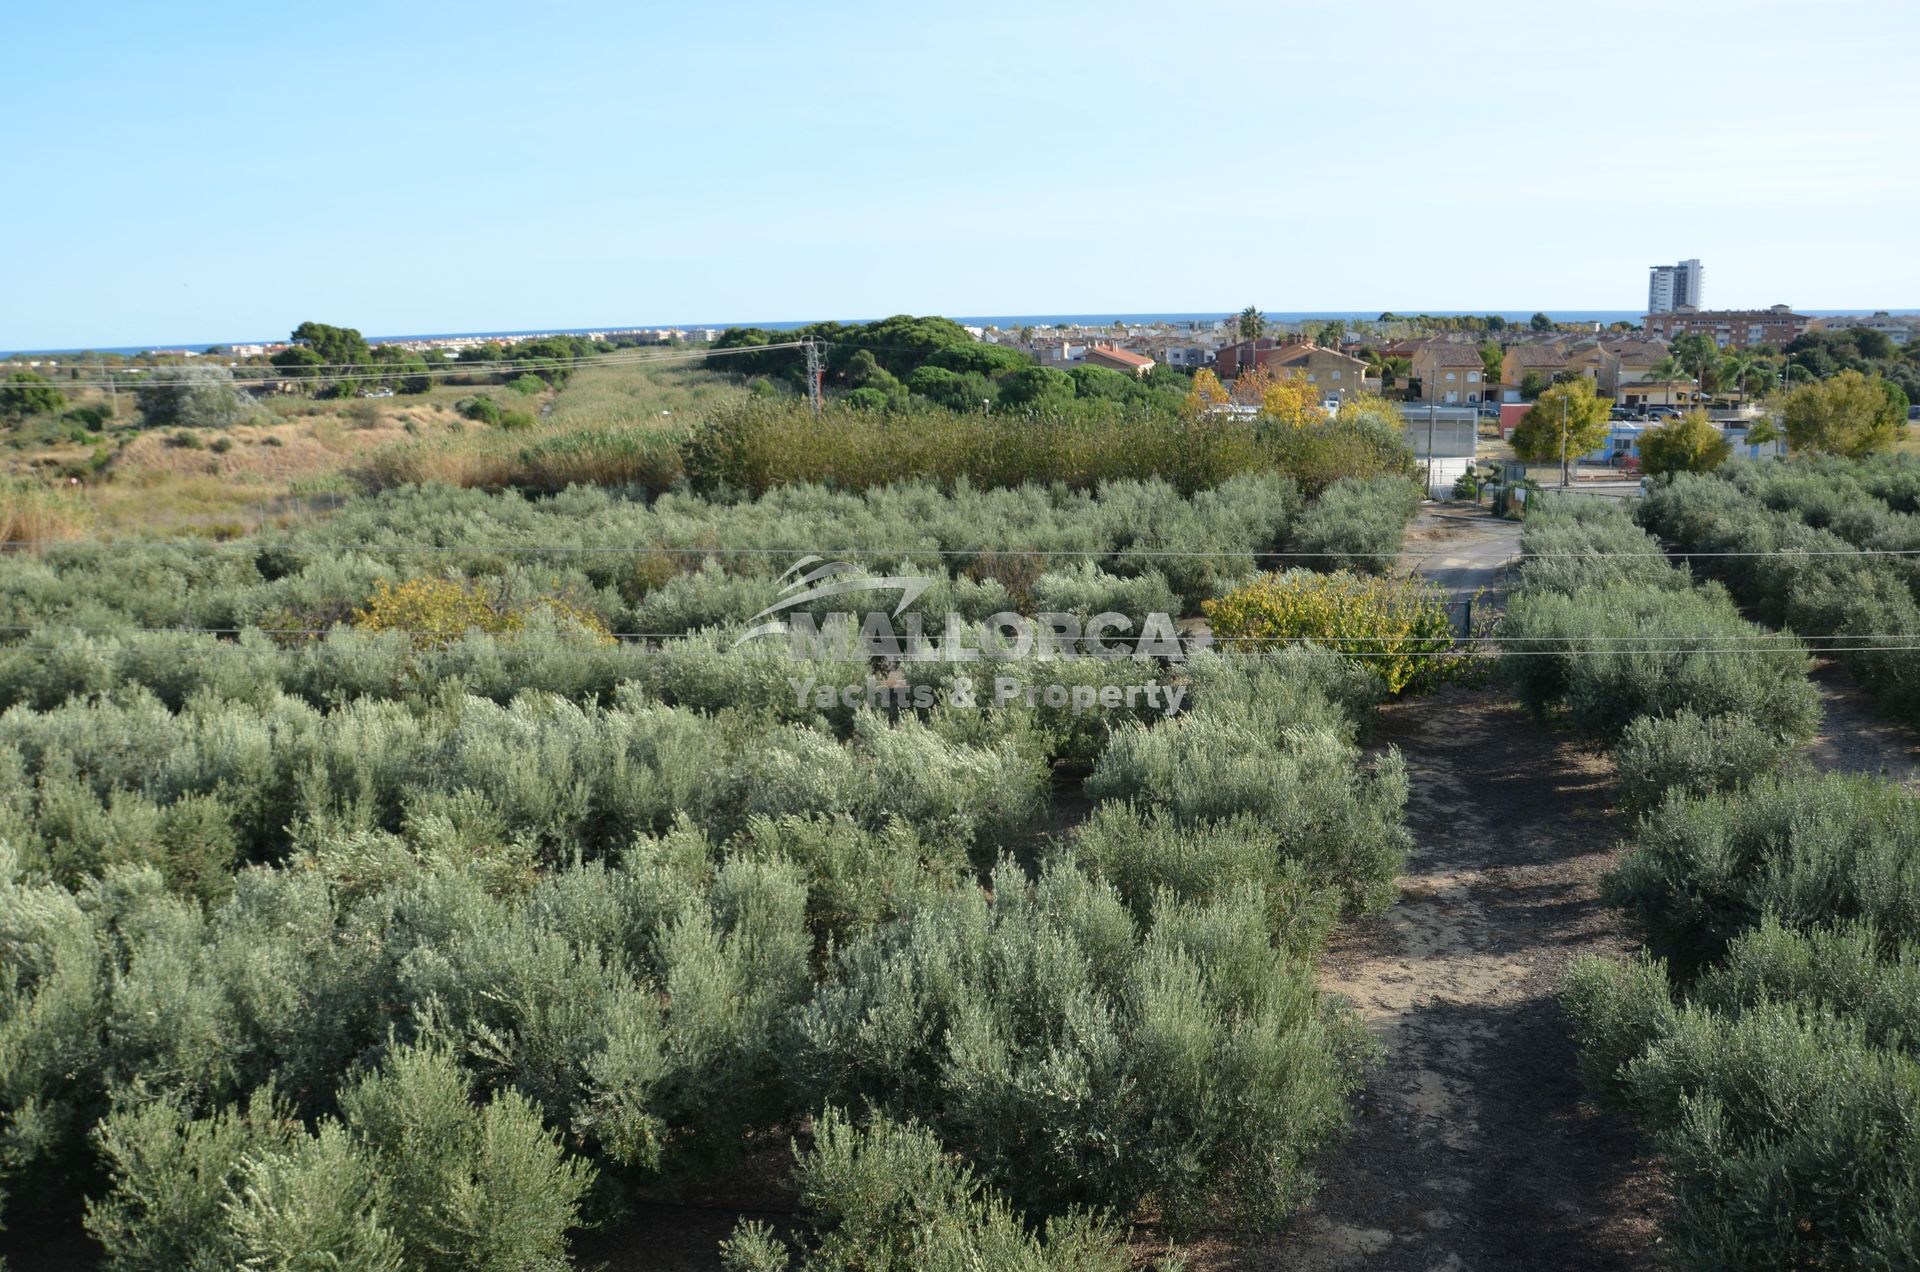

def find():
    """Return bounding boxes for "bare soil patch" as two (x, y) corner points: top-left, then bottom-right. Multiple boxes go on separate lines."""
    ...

(1806, 660), (1920, 786)
(1214, 687), (1666, 1271)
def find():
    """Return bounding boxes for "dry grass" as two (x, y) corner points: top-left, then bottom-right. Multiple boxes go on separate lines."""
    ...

(0, 361), (725, 535)
(348, 360), (718, 493)
(114, 413), (442, 483)
(0, 478), (95, 545)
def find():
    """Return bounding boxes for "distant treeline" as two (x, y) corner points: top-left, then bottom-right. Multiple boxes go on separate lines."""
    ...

(712, 314), (1191, 415)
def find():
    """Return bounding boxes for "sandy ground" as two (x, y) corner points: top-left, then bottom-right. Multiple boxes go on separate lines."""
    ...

(1192, 688), (1666, 1272)
(1807, 660), (1920, 786)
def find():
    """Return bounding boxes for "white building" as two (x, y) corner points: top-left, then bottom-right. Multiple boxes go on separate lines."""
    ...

(1648, 259), (1703, 314)
(1814, 312), (1917, 346)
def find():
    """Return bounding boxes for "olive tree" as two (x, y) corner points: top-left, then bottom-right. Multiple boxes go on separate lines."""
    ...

(134, 365), (262, 430)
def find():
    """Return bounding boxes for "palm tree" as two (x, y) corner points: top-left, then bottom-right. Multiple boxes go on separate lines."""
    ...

(1646, 355), (1693, 407)
(1237, 306), (1266, 341)
(1718, 352), (1757, 407)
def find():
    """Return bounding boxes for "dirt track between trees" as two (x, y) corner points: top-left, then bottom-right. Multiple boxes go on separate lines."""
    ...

(1214, 688), (1666, 1272)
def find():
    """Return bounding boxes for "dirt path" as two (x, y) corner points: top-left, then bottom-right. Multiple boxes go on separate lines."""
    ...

(1807, 661), (1920, 786)
(1222, 688), (1664, 1271)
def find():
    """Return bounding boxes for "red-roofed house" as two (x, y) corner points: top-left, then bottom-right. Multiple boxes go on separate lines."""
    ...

(1085, 345), (1156, 377)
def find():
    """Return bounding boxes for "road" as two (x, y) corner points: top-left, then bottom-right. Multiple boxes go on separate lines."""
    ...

(1397, 505), (1523, 603)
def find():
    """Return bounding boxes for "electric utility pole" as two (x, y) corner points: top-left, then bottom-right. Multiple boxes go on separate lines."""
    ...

(1559, 395), (1569, 489)
(1426, 399), (1436, 498)
(802, 337), (824, 418)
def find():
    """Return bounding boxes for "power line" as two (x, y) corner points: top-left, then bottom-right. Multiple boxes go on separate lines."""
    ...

(0, 622), (1905, 657)
(10, 535), (1920, 562)
(20, 343), (808, 391)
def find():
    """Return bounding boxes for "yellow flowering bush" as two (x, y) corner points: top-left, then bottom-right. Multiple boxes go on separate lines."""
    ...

(1203, 569), (1456, 695)
(353, 577), (614, 649)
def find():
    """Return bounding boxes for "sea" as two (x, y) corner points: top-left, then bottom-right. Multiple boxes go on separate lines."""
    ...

(10, 309), (1916, 358)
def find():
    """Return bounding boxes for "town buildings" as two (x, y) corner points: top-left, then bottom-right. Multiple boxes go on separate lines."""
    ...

(1213, 339), (1373, 401)
(1648, 259), (1704, 313)
(1408, 341), (1487, 404)
(1641, 304), (1810, 349)
(1085, 345), (1156, 376)
(1812, 311), (1918, 346)
(1499, 345), (1569, 401)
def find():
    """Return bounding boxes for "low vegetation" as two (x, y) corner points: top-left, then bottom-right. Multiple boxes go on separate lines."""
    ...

(0, 455), (1424, 1265)
(1521, 484), (1920, 1267)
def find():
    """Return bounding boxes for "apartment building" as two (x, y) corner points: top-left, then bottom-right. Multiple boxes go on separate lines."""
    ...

(1648, 259), (1704, 313)
(1641, 304), (1810, 349)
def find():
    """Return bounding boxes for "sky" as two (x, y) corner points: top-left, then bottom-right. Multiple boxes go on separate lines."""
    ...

(3, 0), (1917, 350)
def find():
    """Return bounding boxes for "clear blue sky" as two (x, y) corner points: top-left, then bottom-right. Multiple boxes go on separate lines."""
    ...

(4, 0), (1916, 350)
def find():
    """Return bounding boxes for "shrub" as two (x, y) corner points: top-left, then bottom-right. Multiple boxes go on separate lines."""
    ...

(1086, 712), (1407, 915)
(133, 366), (262, 430)
(1511, 496), (1688, 597)
(84, 1087), (303, 1270)
(1560, 953), (1680, 1103)
(457, 395), (503, 425)
(1637, 410), (1732, 476)
(1063, 803), (1341, 956)
(506, 374), (546, 396)
(87, 1043), (593, 1272)
(1606, 771), (1920, 972)
(1288, 475), (1420, 574)
(1498, 582), (1819, 743)
(352, 577), (613, 650)
(1637, 465), (1920, 725)
(1611, 710), (1798, 814)
(1693, 918), (1920, 1058)
(735, 712), (1047, 864)
(785, 861), (1364, 1231)
(1562, 953), (1920, 1270)
(498, 408), (537, 431)
(1204, 569), (1456, 696)
(723, 1108), (1131, 1272)
(1026, 562), (1180, 625)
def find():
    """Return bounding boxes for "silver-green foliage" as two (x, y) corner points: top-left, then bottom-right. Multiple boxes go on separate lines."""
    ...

(1606, 771), (1920, 972)
(85, 1043), (591, 1272)
(1562, 922), (1920, 1271)
(719, 1108), (1132, 1272)
(1287, 475), (1420, 574)
(1499, 582), (1820, 743)
(786, 860), (1365, 1232)
(1610, 710), (1800, 814)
